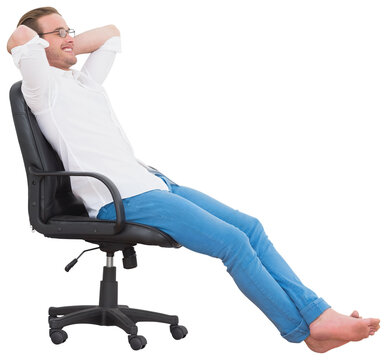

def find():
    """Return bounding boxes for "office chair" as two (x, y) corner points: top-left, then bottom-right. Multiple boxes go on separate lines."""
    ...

(9, 81), (188, 351)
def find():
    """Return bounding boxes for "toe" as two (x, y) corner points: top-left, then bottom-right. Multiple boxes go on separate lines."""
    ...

(350, 310), (360, 318)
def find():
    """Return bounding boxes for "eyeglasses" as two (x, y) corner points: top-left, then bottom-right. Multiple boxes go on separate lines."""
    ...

(38, 28), (75, 38)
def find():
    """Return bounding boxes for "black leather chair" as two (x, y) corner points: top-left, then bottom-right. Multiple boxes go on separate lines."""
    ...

(9, 81), (188, 351)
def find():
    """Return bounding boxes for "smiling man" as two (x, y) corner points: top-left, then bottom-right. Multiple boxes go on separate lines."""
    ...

(7, 7), (380, 353)
(7, 7), (168, 217)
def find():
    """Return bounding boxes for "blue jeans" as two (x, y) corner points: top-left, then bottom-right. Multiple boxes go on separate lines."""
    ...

(97, 175), (330, 343)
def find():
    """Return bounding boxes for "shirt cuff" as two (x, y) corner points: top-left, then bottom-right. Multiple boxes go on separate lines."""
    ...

(11, 35), (49, 69)
(99, 36), (121, 53)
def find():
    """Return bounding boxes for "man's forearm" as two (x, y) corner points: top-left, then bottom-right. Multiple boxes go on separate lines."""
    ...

(73, 25), (120, 56)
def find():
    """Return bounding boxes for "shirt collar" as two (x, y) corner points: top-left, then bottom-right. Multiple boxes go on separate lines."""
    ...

(49, 66), (80, 79)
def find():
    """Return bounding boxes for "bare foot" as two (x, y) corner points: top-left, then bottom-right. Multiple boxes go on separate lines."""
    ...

(349, 311), (378, 335)
(305, 336), (348, 353)
(305, 310), (355, 353)
(309, 308), (380, 342)
(305, 310), (380, 353)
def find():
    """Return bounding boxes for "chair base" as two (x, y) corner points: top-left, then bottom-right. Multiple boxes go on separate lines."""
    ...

(48, 263), (187, 350)
(49, 304), (179, 332)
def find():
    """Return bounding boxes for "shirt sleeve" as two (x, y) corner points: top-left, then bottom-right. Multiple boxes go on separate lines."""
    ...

(11, 35), (52, 114)
(80, 36), (121, 85)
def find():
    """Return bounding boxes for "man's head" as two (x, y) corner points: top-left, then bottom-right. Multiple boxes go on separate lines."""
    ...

(18, 7), (77, 70)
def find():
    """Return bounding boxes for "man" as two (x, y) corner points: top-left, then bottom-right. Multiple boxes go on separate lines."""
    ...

(7, 7), (380, 353)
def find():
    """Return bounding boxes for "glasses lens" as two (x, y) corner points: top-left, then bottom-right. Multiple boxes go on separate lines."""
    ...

(58, 29), (74, 38)
(59, 29), (67, 38)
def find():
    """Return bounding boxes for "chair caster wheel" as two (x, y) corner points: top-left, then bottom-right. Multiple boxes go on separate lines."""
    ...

(170, 324), (188, 340)
(128, 335), (147, 350)
(49, 329), (68, 345)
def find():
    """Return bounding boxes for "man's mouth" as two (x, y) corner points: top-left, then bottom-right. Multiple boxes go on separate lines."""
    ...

(62, 46), (73, 53)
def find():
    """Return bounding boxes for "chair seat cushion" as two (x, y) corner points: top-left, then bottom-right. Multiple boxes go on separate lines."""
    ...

(47, 215), (181, 248)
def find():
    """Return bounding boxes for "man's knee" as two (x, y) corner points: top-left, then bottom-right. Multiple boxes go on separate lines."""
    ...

(214, 226), (257, 270)
(243, 215), (265, 238)
(244, 216), (272, 253)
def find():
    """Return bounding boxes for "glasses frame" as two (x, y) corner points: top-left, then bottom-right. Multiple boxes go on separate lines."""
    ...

(38, 28), (75, 38)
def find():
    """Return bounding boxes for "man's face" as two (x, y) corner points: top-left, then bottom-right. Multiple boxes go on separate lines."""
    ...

(37, 13), (77, 70)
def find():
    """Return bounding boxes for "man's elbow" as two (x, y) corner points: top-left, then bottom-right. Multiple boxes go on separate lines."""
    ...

(7, 25), (37, 53)
(107, 24), (120, 37)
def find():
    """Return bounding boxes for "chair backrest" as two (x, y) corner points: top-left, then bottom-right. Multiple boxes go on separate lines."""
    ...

(9, 81), (87, 224)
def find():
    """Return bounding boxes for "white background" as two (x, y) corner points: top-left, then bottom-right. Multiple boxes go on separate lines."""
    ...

(0, 0), (386, 358)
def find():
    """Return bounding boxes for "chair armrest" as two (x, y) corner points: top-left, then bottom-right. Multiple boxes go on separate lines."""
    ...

(28, 166), (125, 234)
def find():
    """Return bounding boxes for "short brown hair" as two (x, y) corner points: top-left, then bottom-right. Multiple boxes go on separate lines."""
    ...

(17, 7), (61, 34)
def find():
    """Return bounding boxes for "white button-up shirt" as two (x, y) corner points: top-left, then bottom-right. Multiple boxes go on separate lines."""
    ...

(12, 35), (168, 217)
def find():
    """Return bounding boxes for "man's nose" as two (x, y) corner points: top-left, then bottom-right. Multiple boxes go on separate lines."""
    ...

(65, 34), (74, 42)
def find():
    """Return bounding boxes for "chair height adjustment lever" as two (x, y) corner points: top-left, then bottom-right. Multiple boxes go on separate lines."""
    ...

(65, 246), (100, 272)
